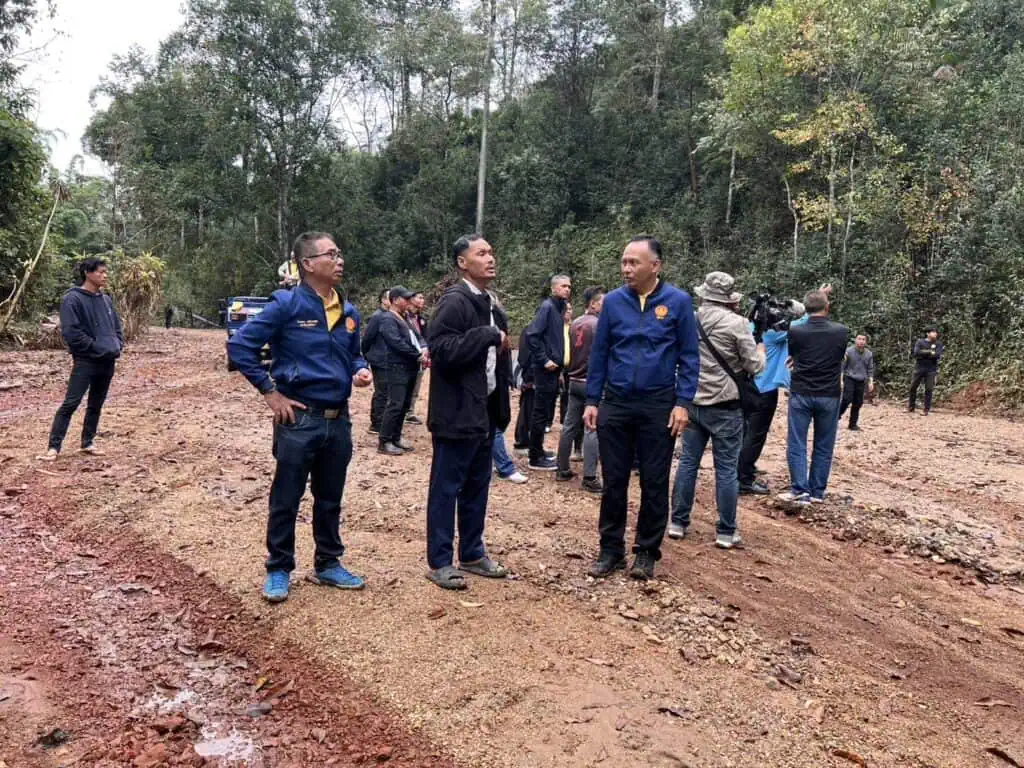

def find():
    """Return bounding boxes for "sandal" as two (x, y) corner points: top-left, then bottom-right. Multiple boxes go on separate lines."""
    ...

(425, 565), (467, 590)
(459, 556), (508, 579)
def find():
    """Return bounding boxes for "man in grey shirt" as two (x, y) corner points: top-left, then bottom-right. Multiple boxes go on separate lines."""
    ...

(669, 272), (764, 549)
(839, 333), (874, 430)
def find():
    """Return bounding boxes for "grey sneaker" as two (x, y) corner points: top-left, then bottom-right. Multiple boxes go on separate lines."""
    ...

(667, 522), (687, 540)
(776, 491), (810, 505)
(715, 533), (743, 549)
(396, 438), (415, 451)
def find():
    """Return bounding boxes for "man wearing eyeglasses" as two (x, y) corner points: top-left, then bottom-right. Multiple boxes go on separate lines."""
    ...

(229, 232), (373, 603)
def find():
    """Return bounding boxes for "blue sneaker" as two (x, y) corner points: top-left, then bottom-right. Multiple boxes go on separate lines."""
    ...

(310, 564), (365, 590)
(263, 570), (290, 603)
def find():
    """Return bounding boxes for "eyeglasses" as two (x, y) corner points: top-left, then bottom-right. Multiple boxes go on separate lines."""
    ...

(310, 249), (343, 262)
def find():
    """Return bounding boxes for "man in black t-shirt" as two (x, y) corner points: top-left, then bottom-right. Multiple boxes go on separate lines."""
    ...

(780, 289), (848, 505)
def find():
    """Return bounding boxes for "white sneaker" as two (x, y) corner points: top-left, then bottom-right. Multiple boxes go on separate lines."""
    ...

(503, 471), (528, 484)
(667, 522), (687, 540)
(809, 496), (825, 504)
(776, 491), (810, 505)
(37, 448), (58, 462)
(716, 533), (743, 549)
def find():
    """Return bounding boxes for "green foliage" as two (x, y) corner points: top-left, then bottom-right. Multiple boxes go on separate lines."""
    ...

(51, 0), (1024, 406)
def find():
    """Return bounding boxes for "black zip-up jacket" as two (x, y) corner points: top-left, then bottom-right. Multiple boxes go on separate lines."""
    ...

(361, 308), (388, 367)
(525, 296), (566, 372)
(516, 326), (535, 386)
(912, 338), (943, 373)
(377, 311), (422, 371)
(59, 287), (124, 362)
(427, 283), (510, 440)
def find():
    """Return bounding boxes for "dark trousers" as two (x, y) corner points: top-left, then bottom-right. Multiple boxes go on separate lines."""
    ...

(909, 370), (936, 412)
(369, 366), (387, 430)
(840, 376), (866, 427)
(426, 432), (492, 569)
(267, 406), (352, 573)
(737, 388), (779, 485)
(514, 387), (534, 448)
(597, 390), (675, 560)
(380, 367), (417, 444)
(48, 358), (116, 452)
(558, 371), (569, 424)
(529, 369), (560, 462)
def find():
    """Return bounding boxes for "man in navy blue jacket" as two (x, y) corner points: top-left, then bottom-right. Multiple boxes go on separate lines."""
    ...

(523, 275), (571, 470)
(583, 235), (700, 580)
(228, 231), (372, 603)
(42, 257), (124, 460)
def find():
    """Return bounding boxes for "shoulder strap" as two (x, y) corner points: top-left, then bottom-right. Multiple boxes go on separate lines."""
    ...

(696, 320), (743, 386)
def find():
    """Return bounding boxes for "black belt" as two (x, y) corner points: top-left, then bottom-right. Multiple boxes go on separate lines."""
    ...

(300, 402), (349, 420)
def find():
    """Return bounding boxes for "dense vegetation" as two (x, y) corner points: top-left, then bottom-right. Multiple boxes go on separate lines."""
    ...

(4, 0), (1024, 401)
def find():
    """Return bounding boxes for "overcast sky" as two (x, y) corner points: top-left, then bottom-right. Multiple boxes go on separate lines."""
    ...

(21, 0), (185, 174)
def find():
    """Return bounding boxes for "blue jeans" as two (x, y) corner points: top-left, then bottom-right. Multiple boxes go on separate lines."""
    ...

(492, 429), (517, 478)
(786, 393), (840, 498)
(267, 406), (352, 573)
(671, 404), (744, 536)
(426, 432), (492, 569)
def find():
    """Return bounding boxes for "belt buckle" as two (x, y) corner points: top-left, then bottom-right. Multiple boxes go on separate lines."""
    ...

(324, 408), (340, 420)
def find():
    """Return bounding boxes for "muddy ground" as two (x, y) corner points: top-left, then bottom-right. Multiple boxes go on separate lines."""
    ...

(1, 329), (1022, 768)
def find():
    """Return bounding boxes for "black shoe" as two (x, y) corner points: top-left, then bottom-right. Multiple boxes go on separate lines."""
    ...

(581, 477), (603, 494)
(556, 470), (576, 482)
(378, 442), (404, 456)
(405, 414), (422, 425)
(588, 553), (626, 578)
(739, 480), (770, 496)
(629, 551), (655, 581)
(529, 457), (558, 471)
(848, 424), (860, 431)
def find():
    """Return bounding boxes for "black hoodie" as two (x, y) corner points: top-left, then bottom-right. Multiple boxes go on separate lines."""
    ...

(59, 287), (124, 362)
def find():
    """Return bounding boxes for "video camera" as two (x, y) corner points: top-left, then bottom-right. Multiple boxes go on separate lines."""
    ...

(748, 292), (802, 341)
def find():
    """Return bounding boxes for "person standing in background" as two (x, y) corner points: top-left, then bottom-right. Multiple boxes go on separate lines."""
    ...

(840, 333), (874, 430)
(524, 275), (571, 471)
(405, 291), (429, 425)
(909, 328), (943, 415)
(362, 289), (390, 435)
(41, 258), (124, 461)
(377, 286), (425, 455)
(669, 272), (764, 549)
(779, 290), (848, 506)
(557, 287), (603, 494)
(513, 325), (536, 455)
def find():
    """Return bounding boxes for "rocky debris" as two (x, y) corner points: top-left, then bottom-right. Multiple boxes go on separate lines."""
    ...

(762, 496), (1024, 584)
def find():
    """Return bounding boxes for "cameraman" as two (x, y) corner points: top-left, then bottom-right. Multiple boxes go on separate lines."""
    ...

(737, 289), (828, 495)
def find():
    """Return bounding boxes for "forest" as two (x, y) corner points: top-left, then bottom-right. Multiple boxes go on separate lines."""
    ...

(3, 0), (1024, 401)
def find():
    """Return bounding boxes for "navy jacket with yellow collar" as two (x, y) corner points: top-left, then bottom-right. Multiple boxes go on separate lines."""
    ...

(228, 283), (368, 408)
(585, 279), (700, 407)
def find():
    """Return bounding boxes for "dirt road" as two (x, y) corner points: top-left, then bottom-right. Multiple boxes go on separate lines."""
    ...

(1, 329), (1022, 767)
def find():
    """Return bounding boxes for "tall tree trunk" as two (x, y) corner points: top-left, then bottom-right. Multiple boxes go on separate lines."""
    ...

(649, 0), (667, 110)
(827, 145), (836, 267)
(725, 147), (737, 227)
(685, 136), (698, 196)
(475, 0), (497, 233)
(784, 177), (799, 263)
(841, 145), (856, 287)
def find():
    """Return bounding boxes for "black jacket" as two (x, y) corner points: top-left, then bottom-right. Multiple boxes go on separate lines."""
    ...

(525, 296), (566, 372)
(376, 312), (422, 371)
(427, 283), (511, 440)
(912, 338), (943, 373)
(59, 287), (124, 362)
(516, 326), (535, 386)
(361, 308), (388, 367)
